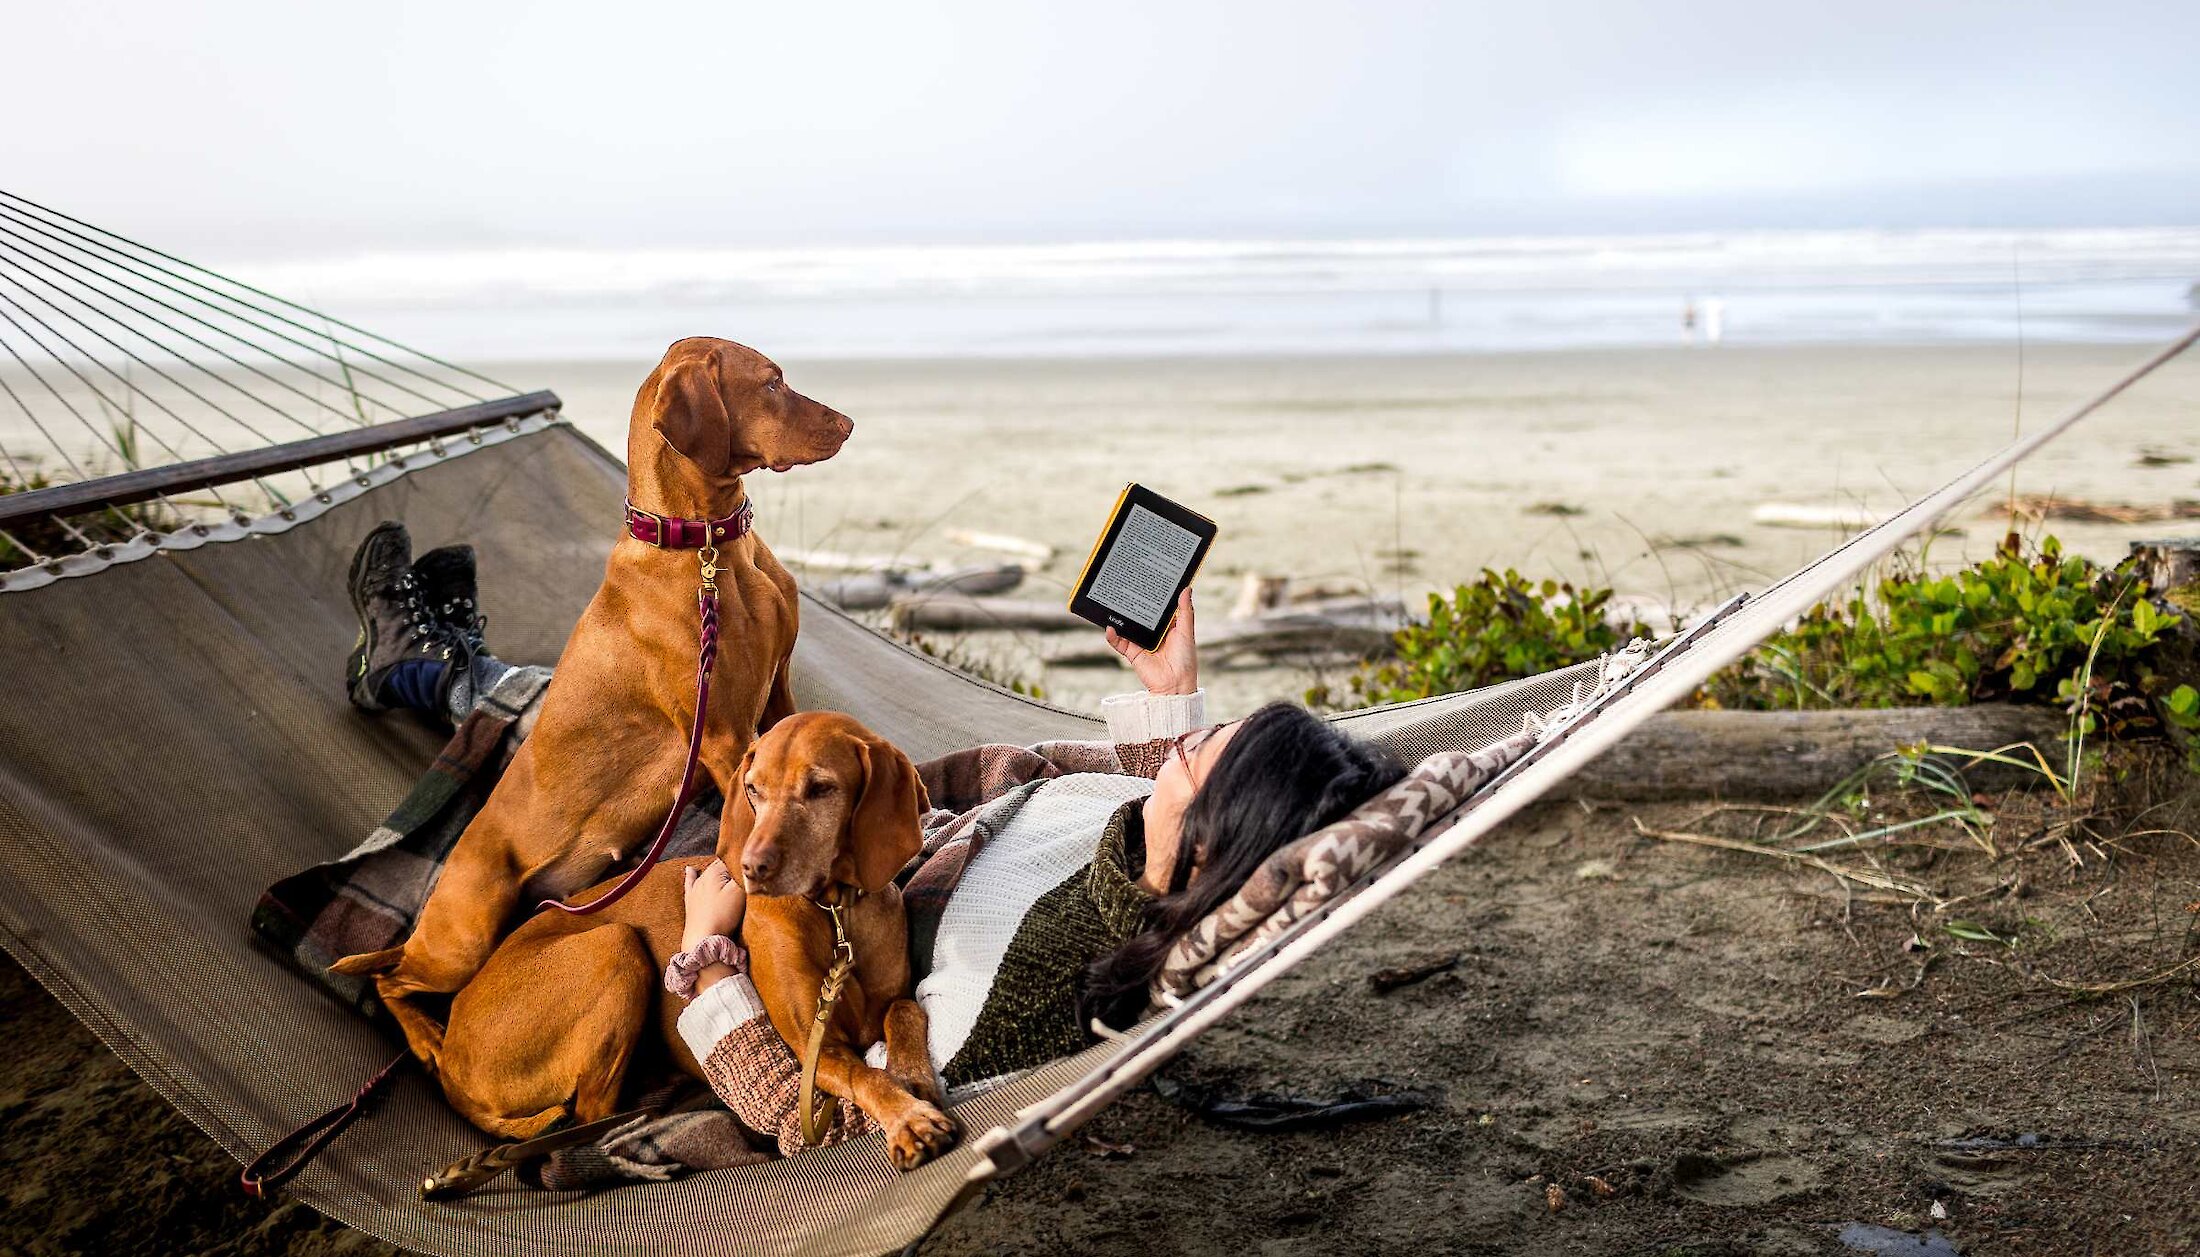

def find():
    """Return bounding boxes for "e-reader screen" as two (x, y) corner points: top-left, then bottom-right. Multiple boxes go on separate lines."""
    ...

(1068, 484), (1217, 650)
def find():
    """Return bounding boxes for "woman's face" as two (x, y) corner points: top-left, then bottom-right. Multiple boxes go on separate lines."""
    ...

(1139, 720), (1242, 896)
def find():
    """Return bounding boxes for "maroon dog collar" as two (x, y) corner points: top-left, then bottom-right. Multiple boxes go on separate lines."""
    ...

(624, 499), (754, 549)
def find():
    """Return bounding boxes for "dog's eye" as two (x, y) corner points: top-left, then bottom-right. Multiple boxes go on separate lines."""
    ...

(804, 779), (835, 799)
(766, 377), (783, 392)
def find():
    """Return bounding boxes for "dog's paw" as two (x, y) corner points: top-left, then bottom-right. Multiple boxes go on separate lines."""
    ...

(886, 1100), (957, 1170)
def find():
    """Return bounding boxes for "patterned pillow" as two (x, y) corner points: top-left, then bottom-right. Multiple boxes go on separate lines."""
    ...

(1150, 730), (1536, 1003)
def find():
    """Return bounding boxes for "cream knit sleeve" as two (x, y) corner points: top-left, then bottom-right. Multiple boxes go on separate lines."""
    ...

(1098, 688), (1207, 745)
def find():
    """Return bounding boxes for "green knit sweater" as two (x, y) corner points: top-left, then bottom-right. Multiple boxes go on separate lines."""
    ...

(942, 801), (1153, 1086)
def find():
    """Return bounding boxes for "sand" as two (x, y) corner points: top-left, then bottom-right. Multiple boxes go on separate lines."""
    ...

(507, 344), (2200, 712)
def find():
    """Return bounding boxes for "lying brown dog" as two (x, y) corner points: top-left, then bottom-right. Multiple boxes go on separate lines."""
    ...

(334, 338), (851, 1077)
(435, 712), (955, 1170)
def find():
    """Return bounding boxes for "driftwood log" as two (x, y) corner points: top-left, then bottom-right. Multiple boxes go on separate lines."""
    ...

(817, 564), (1025, 612)
(1565, 704), (2068, 800)
(2130, 536), (2200, 598)
(888, 593), (1087, 633)
(1047, 598), (1407, 667)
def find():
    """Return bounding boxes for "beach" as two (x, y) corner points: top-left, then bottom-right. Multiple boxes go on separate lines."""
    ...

(504, 343), (2200, 712)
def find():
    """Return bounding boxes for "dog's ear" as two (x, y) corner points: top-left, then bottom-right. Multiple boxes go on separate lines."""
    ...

(845, 734), (928, 895)
(651, 351), (737, 476)
(716, 743), (761, 865)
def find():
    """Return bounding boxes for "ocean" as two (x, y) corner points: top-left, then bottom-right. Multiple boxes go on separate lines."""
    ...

(229, 227), (2200, 361)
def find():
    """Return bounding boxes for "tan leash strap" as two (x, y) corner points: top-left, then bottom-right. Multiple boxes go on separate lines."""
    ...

(419, 1108), (650, 1201)
(797, 895), (858, 1147)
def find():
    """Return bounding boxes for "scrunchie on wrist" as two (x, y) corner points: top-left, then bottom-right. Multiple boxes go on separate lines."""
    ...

(664, 934), (746, 1001)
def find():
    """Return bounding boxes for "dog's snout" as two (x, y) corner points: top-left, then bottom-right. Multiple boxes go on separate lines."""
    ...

(742, 846), (781, 887)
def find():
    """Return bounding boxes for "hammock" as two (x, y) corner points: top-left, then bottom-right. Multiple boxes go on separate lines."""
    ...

(0, 189), (2190, 1257)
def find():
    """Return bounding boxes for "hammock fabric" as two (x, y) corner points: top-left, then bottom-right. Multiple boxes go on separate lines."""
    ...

(0, 419), (1613, 1256)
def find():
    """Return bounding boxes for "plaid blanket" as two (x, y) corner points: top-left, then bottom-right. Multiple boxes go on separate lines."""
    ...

(251, 665), (571, 1012)
(251, 676), (1149, 1190)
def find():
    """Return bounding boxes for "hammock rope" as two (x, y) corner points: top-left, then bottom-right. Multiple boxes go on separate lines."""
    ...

(0, 190), (513, 400)
(0, 187), (538, 569)
(0, 214), (391, 433)
(0, 201), (476, 420)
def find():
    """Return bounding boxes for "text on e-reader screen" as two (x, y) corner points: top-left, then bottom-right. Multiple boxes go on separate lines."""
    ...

(1087, 504), (1200, 628)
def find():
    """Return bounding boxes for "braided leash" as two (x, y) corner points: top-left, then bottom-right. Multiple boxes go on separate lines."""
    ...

(538, 543), (723, 915)
(797, 894), (858, 1147)
(240, 1050), (408, 1198)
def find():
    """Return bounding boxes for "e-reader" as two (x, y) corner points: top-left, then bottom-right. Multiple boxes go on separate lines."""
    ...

(1067, 483), (1218, 651)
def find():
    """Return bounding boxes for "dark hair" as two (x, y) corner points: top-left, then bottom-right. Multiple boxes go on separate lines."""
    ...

(1079, 702), (1404, 1030)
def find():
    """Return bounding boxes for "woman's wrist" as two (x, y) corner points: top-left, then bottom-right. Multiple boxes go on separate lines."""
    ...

(666, 934), (747, 1001)
(692, 962), (740, 996)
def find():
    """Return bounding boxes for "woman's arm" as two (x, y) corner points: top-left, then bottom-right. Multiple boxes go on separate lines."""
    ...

(674, 861), (877, 1155)
(1102, 586), (1206, 774)
(677, 979), (878, 1156)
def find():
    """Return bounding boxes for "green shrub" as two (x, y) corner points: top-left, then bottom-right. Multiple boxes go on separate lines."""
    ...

(1314, 536), (2188, 756)
(1701, 534), (2180, 735)
(1320, 568), (1652, 708)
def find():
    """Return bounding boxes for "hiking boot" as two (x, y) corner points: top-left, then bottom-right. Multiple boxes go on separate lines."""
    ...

(411, 543), (488, 657)
(345, 521), (472, 711)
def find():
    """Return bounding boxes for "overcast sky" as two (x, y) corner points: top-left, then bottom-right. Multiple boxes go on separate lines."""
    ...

(8, 0), (2197, 256)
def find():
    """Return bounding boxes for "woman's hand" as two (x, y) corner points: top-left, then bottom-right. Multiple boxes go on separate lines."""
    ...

(682, 858), (747, 953)
(1105, 586), (1199, 696)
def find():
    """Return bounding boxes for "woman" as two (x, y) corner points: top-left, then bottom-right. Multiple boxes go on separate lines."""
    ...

(345, 525), (1402, 1155)
(663, 586), (1403, 1153)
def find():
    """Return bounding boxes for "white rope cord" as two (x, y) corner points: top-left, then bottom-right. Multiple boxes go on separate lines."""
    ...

(0, 216), (380, 437)
(0, 274), (252, 517)
(982, 321), (2200, 1173)
(0, 190), (512, 401)
(0, 192), (527, 560)
(0, 204), (467, 420)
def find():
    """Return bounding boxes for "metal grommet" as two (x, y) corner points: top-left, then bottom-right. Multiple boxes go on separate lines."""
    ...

(192, 523), (211, 537)
(430, 435), (448, 457)
(467, 426), (484, 446)
(281, 509), (297, 521)
(388, 454), (407, 469)
(356, 474), (373, 488)
(316, 492), (334, 505)
(41, 559), (63, 574)
(93, 546), (113, 560)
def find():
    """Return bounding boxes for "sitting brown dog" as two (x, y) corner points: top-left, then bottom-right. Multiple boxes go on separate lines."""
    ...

(334, 337), (850, 1077)
(435, 712), (954, 1170)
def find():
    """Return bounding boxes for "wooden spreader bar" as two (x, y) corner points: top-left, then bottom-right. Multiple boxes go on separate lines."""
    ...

(0, 391), (560, 531)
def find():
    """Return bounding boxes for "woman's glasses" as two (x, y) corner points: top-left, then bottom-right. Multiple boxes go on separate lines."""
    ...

(1165, 723), (1224, 776)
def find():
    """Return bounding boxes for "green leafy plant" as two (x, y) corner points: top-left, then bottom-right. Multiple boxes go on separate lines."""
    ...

(2163, 682), (2200, 774)
(1700, 535), (2180, 734)
(1321, 568), (1651, 707)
